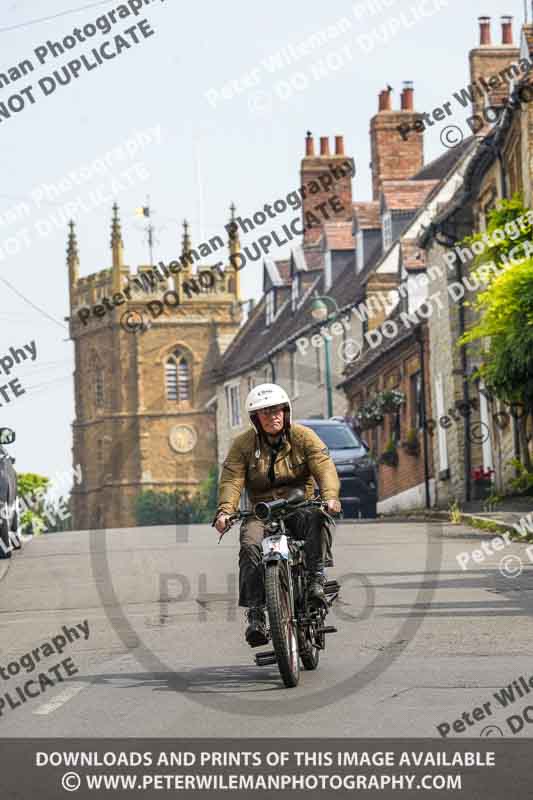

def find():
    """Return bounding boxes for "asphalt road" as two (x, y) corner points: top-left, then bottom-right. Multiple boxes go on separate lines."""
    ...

(1, 519), (533, 738)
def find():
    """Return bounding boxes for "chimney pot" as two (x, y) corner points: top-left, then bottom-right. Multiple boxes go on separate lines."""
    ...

(378, 87), (392, 111)
(401, 81), (414, 111)
(319, 136), (330, 156)
(305, 131), (314, 156)
(479, 15), (491, 45)
(501, 15), (513, 44)
(334, 135), (344, 155)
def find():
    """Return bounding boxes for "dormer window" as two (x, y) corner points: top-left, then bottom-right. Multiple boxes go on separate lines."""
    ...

(382, 212), (392, 251)
(291, 274), (300, 311)
(356, 231), (364, 273)
(266, 289), (275, 325)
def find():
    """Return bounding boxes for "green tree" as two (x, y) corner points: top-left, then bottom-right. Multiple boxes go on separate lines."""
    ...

(135, 466), (219, 527)
(460, 256), (533, 471)
(17, 473), (50, 535)
(461, 193), (533, 274)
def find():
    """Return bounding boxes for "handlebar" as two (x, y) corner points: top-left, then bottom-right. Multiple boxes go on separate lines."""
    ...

(216, 495), (332, 543)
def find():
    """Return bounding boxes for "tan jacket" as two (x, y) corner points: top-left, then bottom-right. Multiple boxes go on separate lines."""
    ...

(217, 423), (340, 515)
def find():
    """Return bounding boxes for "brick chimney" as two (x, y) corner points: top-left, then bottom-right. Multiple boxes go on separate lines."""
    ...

(300, 132), (355, 248)
(369, 84), (424, 201)
(469, 15), (520, 119)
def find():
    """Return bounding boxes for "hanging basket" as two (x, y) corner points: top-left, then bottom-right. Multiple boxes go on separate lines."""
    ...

(379, 450), (399, 468)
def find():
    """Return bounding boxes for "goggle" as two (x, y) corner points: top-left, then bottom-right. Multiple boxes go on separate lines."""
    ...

(256, 404), (286, 417)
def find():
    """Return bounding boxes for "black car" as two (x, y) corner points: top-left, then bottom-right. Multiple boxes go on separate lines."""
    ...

(0, 428), (18, 557)
(297, 418), (378, 519)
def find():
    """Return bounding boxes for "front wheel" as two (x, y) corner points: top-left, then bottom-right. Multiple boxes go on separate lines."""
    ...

(265, 561), (300, 688)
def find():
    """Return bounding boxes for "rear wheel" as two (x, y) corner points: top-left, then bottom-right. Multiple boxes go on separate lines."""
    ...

(265, 561), (300, 688)
(299, 624), (320, 670)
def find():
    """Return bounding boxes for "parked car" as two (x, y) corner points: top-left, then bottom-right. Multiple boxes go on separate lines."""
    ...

(0, 428), (19, 557)
(297, 418), (378, 518)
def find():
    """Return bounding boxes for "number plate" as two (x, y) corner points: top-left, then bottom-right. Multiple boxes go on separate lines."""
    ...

(262, 535), (289, 560)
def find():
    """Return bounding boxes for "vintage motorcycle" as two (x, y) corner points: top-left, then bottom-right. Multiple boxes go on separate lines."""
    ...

(222, 490), (340, 688)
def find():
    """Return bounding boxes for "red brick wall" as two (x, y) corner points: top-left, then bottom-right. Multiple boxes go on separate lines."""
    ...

(346, 327), (434, 504)
(300, 136), (354, 247)
(370, 112), (423, 200)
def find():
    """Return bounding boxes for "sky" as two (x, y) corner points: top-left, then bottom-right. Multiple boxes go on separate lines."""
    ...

(0, 0), (528, 486)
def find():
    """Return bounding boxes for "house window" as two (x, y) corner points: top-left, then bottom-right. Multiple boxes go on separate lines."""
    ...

(290, 350), (299, 399)
(226, 384), (241, 427)
(356, 231), (364, 273)
(382, 212), (392, 251)
(266, 290), (275, 325)
(410, 372), (422, 430)
(392, 409), (401, 444)
(324, 251), (332, 292)
(291, 275), (299, 311)
(166, 349), (190, 401)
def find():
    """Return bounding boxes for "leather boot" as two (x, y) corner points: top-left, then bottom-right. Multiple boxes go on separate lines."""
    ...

(307, 572), (327, 607)
(245, 606), (268, 647)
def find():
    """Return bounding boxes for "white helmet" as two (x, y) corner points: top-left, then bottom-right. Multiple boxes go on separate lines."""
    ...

(246, 383), (292, 432)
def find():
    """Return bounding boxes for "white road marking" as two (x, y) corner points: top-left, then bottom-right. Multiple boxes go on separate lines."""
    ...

(33, 683), (86, 716)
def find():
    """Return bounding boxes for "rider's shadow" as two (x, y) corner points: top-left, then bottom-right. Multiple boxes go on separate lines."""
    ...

(176, 664), (282, 694)
(83, 665), (283, 695)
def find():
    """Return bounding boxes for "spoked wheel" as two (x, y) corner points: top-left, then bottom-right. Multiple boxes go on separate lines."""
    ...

(299, 622), (320, 670)
(265, 561), (300, 688)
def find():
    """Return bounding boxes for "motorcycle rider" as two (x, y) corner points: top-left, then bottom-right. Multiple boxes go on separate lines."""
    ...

(213, 384), (341, 647)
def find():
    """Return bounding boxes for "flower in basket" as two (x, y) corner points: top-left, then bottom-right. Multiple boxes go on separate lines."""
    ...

(378, 389), (406, 414)
(470, 467), (494, 482)
(355, 398), (384, 430)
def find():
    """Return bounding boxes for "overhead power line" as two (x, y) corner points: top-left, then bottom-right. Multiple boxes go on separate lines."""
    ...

(0, 0), (115, 34)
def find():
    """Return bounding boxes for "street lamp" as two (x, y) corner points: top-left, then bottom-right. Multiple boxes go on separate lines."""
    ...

(310, 295), (340, 418)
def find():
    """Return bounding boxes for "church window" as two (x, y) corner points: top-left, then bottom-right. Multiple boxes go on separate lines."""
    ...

(166, 350), (191, 401)
(95, 367), (104, 407)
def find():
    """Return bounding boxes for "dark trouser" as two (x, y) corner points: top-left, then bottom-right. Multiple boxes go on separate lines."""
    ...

(238, 508), (333, 608)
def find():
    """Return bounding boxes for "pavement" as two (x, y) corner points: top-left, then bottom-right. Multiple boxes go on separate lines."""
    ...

(1, 519), (533, 738)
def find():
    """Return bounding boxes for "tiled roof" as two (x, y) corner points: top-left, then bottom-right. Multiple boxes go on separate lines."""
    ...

(411, 137), (475, 181)
(401, 240), (426, 271)
(338, 318), (422, 387)
(352, 201), (381, 229)
(382, 180), (439, 212)
(218, 255), (370, 380)
(321, 221), (355, 251)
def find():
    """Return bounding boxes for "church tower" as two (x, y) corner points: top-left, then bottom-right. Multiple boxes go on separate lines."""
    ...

(68, 205), (242, 530)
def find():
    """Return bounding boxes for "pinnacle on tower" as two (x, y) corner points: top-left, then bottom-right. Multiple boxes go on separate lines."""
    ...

(67, 219), (80, 309)
(67, 219), (79, 262)
(227, 203), (241, 300)
(111, 202), (123, 249)
(110, 203), (124, 292)
(182, 219), (192, 253)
